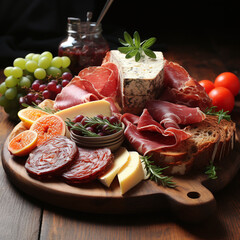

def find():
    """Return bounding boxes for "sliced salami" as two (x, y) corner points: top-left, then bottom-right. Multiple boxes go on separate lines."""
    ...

(25, 136), (78, 179)
(62, 147), (113, 184)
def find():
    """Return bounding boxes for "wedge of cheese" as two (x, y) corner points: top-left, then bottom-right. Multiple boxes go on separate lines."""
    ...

(108, 50), (164, 114)
(55, 100), (112, 137)
(99, 147), (130, 187)
(117, 151), (145, 195)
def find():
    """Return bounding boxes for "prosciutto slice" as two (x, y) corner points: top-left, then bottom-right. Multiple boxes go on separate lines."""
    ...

(160, 60), (212, 111)
(121, 101), (205, 156)
(54, 63), (119, 110)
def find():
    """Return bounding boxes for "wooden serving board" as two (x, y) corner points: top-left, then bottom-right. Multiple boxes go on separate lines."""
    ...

(2, 136), (240, 222)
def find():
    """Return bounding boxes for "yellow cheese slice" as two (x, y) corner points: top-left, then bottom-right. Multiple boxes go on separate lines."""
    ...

(117, 151), (145, 195)
(99, 147), (130, 187)
(54, 100), (112, 137)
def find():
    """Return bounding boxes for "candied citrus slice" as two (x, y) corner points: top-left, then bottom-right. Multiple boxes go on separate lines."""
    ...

(30, 114), (66, 146)
(8, 130), (38, 157)
(18, 107), (49, 128)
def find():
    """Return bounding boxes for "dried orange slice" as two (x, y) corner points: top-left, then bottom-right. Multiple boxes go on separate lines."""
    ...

(8, 130), (38, 157)
(18, 107), (49, 128)
(30, 114), (66, 146)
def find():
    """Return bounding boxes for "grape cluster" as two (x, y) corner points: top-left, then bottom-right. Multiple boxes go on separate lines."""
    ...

(20, 71), (73, 106)
(71, 114), (121, 136)
(0, 51), (72, 119)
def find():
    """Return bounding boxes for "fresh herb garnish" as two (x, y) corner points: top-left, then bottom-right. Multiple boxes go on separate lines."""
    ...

(65, 116), (123, 137)
(205, 106), (231, 123)
(66, 119), (99, 137)
(141, 155), (176, 188)
(205, 161), (218, 180)
(21, 102), (57, 114)
(118, 31), (156, 62)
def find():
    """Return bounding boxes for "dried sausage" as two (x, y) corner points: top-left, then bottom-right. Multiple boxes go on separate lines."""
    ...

(25, 136), (78, 179)
(62, 147), (113, 184)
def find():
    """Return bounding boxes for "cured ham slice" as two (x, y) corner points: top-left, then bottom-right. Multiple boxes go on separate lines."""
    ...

(78, 63), (119, 99)
(121, 101), (206, 156)
(160, 60), (212, 111)
(54, 63), (119, 111)
(54, 78), (99, 110)
(146, 100), (206, 128)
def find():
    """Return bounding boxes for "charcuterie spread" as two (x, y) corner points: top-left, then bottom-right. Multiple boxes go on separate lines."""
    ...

(2, 32), (238, 196)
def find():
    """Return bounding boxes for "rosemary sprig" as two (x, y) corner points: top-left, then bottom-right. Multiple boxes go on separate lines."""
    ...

(205, 106), (231, 123)
(21, 102), (57, 114)
(65, 116), (123, 137)
(84, 116), (122, 133)
(66, 118), (99, 137)
(118, 31), (156, 62)
(141, 155), (176, 188)
(205, 161), (218, 180)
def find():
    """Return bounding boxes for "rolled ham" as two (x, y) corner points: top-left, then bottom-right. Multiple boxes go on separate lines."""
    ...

(160, 60), (212, 111)
(121, 101), (206, 156)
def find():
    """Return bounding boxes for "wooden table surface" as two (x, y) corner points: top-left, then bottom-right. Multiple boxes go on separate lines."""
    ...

(0, 35), (240, 240)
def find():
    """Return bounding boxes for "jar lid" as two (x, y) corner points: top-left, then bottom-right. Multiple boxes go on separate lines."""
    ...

(67, 17), (81, 33)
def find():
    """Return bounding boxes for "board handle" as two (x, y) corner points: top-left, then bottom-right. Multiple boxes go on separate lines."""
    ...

(166, 180), (216, 222)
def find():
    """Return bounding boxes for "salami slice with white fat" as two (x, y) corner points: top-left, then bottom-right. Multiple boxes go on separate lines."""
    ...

(62, 147), (113, 184)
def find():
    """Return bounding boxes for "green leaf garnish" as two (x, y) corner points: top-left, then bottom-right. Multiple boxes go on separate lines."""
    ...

(141, 155), (176, 188)
(205, 161), (218, 180)
(205, 106), (231, 123)
(118, 31), (156, 62)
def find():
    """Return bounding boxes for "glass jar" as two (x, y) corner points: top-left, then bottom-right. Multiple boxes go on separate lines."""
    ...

(58, 17), (110, 75)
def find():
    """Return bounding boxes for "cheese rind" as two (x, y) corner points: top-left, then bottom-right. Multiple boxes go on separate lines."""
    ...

(117, 151), (145, 195)
(55, 100), (112, 137)
(99, 147), (130, 187)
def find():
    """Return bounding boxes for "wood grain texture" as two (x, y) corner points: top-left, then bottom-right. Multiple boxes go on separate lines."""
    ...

(0, 109), (42, 240)
(2, 134), (240, 223)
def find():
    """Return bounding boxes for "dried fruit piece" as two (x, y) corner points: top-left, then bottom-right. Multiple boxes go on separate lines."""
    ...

(18, 107), (49, 128)
(8, 130), (38, 156)
(30, 114), (65, 146)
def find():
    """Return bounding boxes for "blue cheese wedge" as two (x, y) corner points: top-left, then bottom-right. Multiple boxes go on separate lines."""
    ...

(108, 50), (164, 114)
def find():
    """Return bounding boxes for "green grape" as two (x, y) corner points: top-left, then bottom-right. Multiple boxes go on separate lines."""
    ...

(61, 56), (71, 68)
(0, 82), (7, 94)
(25, 60), (38, 72)
(19, 76), (31, 88)
(0, 95), (7, 107)
(40, 51), (53, 61)
(38, 56), (51, 69)
(11, 66), (23, 78)
(34, 68), (46, 79)
(51, 57), (62, 68)
(13, 58), (26, 69)
(25, 53), (34, 60)
(5, 87), (17, 100)
(32, 54), (41, 62)
(4, 98), (19, 119)
(46, 66), (61, 78)
(25, 74), (34, 83)
(4, 66), (13, 77)
(5, 76), (19, 88)
(61, 67), (71, 74)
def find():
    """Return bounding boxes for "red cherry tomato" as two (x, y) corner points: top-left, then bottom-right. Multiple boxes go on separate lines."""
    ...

(199, 80), (215, 94)
(208, 87), (235, 113)
(214, 72), (240, 96)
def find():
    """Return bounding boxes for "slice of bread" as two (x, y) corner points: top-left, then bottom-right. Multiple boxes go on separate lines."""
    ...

(151, 115), (236, 175)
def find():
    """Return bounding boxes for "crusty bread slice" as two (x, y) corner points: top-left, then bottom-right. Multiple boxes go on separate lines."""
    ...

(152, 115), (235, 175)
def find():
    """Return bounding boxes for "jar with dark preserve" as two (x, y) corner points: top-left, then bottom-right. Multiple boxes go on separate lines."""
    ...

(58, 17), (110, 75)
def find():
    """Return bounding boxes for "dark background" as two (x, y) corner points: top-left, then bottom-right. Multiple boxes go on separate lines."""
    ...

(0, 0), (239, 68)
